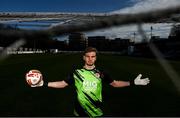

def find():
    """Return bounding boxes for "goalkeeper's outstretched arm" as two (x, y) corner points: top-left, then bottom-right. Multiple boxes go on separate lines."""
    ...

(47, 80), (68, 88)
(110, 74), (150, 88)
(110, 80), (130, 87)
(26, 69), (69, 88)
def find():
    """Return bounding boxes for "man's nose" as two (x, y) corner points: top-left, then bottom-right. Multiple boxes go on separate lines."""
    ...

(89, 57), (93, 60)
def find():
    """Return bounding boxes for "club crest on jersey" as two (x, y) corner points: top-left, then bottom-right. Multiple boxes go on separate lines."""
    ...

(95, 73), (100, 78)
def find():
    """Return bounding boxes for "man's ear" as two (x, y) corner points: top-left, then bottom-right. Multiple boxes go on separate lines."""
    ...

(83, 55), (85, 61)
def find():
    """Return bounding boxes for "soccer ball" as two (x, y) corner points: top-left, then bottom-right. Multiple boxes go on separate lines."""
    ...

(26, 69), (43, 86)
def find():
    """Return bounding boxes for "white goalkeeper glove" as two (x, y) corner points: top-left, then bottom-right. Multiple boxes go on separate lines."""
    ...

(134, 74), (150, 85)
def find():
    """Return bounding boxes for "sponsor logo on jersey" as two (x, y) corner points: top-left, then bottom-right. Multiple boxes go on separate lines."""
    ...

(83, 80), (97, 91)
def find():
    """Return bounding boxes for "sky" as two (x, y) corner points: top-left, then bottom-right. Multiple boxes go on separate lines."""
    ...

(84, 23), (174, 42)
(1, 0), (180, 13)
(111, 0), (180, 14)
(0, 0), (131, 13)
(1, 0), (180, 42)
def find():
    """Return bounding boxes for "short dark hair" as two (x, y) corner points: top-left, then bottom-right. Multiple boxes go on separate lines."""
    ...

(84, 47), (97, 55)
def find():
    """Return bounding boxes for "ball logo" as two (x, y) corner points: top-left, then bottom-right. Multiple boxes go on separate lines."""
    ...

(27, 73), (41, 78)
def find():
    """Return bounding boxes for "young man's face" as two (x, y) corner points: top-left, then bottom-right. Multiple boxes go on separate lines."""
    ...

(83, 51), (97, 66)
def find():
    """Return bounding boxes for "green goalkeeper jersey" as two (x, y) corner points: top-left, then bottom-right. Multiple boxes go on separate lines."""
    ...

(65, 67), (113, 117)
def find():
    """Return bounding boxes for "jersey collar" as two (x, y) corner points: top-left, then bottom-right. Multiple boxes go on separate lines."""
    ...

(83, 66), (96, 71)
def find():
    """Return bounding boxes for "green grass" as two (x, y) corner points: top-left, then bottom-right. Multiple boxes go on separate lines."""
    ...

(0, 53), (180, 116)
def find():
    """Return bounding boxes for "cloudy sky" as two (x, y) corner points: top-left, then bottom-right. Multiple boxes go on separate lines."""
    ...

(111, 0), (180, 14)
(1, 0), (180, 42)
(84, 23), (174, 42)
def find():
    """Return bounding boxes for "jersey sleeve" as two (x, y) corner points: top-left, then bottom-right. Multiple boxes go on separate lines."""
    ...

(64, 65), (78, 85)
(64, 72), (74, 85)
(101, 70), (114, 84)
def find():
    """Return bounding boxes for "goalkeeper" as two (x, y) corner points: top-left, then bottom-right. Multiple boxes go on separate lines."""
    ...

(27, 47), (150, 117)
